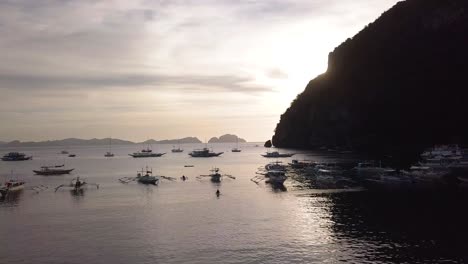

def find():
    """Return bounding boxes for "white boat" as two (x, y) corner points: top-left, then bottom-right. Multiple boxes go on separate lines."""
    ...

(136, 167), (160, 185)
(261, 151), (295, 158)
(0, 179), (25, 197)
(198, 168), (235, 182)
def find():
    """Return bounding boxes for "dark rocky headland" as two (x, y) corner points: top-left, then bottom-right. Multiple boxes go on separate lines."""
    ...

(273, 0), (468, 166)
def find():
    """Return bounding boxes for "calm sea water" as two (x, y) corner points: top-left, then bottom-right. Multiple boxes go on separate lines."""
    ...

(1, 143), (467, 264)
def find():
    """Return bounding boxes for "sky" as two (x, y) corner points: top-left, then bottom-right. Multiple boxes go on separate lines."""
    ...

(0, 0), (400, 142)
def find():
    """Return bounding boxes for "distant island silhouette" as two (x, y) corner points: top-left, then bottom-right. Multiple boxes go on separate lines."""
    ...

(0, 135), (250, 147)
(208, 134), (246, 143)
(272, 0), (468, 166)
(0, 137), (203, 147)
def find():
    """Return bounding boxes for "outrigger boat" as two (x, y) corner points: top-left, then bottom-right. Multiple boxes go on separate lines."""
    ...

(0, 179), (25, 197)
(1, 152), (32, 161)
(197, 168), (235, 182)
(189, 148), (223, 157)
(119, 166), (175, 185)
(55, 177), (99, 192)
(252, 169), (287, 185)
(265, 171), (287, 185)
(33, 165), (74, 175)
(261, 151), (295, 158)
(129, 151), (166, 158)
(265, 161), (287, 171)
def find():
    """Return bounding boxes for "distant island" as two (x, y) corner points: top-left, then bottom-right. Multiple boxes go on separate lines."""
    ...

(272, 0), (468, 165)
(0, 137), (203, 147)
(0, 135), (252, 147)
(208, 134), (246, 143)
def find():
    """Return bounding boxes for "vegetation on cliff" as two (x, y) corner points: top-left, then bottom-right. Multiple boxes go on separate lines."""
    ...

(273, 0), (468, 164)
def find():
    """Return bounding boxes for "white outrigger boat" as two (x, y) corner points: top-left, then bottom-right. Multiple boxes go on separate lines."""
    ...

(197, 168), (235, 183)
(0, 179), (25, 198)
(119, 166), (175, 185)
(55, 177), (99, 192)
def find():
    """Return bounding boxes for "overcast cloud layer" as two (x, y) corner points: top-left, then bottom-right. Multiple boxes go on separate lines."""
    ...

(0, 0), (399, 142)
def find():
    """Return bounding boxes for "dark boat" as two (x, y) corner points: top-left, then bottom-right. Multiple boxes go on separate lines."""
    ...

(33, 165), (74, 175)
(188, 148), (223, 157)
(1, 152), (32, 161)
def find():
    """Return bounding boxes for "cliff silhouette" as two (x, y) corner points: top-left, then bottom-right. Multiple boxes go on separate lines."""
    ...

(273, 0), (468, 164)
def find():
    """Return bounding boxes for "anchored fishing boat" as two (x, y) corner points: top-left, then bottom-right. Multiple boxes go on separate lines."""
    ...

(197, 168), (235, 182)
(189, 148), (223, 157)
(119, 166), (176, 185)
(288, 159), (315, 169)
(129, 151), (165, 158)
(1, 152), (32, 161)
(265, 170), (287, 185)
(265, 161), (287, 171)
(55, 177), (99, 192)
(104, 138), (114, 157)
(0, 179), (25, 197)
(34, 165), (74, 175)
(231, 138), (242, 152)
(261, 151), (295, 158)
(171, 141), (184, 153)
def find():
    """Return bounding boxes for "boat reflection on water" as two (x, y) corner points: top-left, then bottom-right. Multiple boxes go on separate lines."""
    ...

(270, 184), (287, 192)
(323, 191), (468, 263)
(0, 189), (24, 206)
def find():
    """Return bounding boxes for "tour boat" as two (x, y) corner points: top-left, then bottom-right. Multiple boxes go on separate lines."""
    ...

(33, 165), (74, 175)
(129, 151), (165, 158)
(189, 148), (223, 157)
(1, 152), (32, 161)
(261, 151), (295, 158)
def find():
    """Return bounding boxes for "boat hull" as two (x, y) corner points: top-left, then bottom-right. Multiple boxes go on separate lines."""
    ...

(33, 169), (74, 175)
(1, 157), (32, 161)
(129, 153), (166, 158)
(189, 152), (223, 157)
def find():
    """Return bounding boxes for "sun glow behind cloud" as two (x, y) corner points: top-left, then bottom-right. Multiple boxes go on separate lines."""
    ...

(0, 0), (399, 142)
